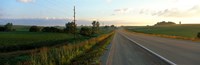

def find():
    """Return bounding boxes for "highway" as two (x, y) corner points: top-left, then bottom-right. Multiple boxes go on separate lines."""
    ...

(106, 30), (200, 65)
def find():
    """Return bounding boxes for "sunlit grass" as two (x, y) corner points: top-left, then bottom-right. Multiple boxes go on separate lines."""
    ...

(22, 32), (114, 65)
(126, 24), (200, 38)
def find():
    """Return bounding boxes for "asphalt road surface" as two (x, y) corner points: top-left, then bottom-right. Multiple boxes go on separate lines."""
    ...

(106, 29), (200, 65)
(106, 30), (168, 65)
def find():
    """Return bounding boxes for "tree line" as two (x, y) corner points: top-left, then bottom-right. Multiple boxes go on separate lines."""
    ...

(0, 21), (116, 38)
(154, 21), (176, 26)
(29, 21), (115, 37)
(0, 23), (15, 31)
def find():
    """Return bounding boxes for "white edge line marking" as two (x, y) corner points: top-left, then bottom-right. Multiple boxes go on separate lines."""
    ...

(121, 33), (177, 65)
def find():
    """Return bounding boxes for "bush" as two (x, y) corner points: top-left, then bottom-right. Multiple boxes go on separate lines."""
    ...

(42, 27), (61, 32)
(154, 21), (176, 26)
(4, 23), (14, 31)
(197, 32), (200, 38)
(0, 27), (5, 31)
(65, 22), (76, 34)
(80, 27), (92, 37)
(29, 26), (40, 32)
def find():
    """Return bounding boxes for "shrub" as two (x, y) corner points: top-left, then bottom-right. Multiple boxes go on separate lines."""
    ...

(29, 26), (40, 32)
(197, 32), (200, 38)
(154, 21), (176, 26)
(80, 27), (92, 37)
(65, 22), (76, 34)
(4, 23), (14, 31)
(91, 21), (100, 34)
(42, 27), (61, 32)
(0, 27), (5, 31)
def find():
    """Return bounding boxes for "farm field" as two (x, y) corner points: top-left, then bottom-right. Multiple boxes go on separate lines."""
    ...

(0, 32), (73, 46)
(0, 25), (114, 52)
(0, 31), (114, 65)
(0, 24), (115, 65)
(125, 24), (200, 38)
(0, 31), (75, 52)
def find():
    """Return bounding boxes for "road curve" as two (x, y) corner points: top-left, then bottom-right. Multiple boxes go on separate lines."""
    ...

(106, 30), (168, 65)
(117, 29), (200, 65)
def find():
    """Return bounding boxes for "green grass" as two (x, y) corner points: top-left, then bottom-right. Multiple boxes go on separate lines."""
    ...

(126, 24), (200, 38)
(0, 26), (114, 52)
(0, 32), (73, 46)
(0, 29), (114, 65)
(22, 32), (114, 65)
(0, 31), (74, 52)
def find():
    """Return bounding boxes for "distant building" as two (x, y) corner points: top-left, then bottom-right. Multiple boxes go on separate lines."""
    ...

(179, 21), (181, 24)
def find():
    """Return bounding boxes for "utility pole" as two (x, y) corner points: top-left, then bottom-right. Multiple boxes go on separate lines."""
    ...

(73, 5), (76, 43)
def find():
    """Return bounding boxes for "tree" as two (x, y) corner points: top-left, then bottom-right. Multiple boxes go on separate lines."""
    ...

(42, 27), (61, 32)
(111, 25), (115, 28)
(42, 27), (50, 32)
(154, 21), (176, 26)
(0, 27), (5, 31)
(96, 21), (100, 33)
(64, 22), (76, 34)
(79, 27), (92, 37)
(197, 32), (200, 38)
(104, 25), (109, 29)
(4, 23), (13, 31)
(29, 26), (40, 32)
(91, 21), (100, 34)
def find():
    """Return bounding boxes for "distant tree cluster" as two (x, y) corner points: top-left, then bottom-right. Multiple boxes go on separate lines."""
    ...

(29, 26), (41, 32)
(64, 22), (76, 34)
(79, 21), (101, 37)
(79, 27), (92, 37)
(111, 25), (115, 28)
(42, 27), (62, 32)
(27, 20), (115, 38)
(91, 21), (100, 34)
(197, 32), (200, 38)
(154, 21), (176, 26)
(0, 23), (15, 32)
(104, 25), (116, 29)
(29, 22), (77, 33)
(29, 26), (62, 33)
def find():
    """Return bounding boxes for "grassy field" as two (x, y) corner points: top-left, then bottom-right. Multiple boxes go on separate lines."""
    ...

(0, 25), (115, 64)
(0, 31), (75, 52)
(0, 25), (114, 52)
(126, 24), (200, 38)
(0, 31), (114, 65)
(0, 32), (73, 46)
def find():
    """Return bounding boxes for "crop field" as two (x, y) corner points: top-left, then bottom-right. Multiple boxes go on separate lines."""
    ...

(126, 24), (200, 38)
(0, 31), (114, 65)
(0, 24), (115, 64)
(0, 32), (75, 52)
(0, 32), (73, 46)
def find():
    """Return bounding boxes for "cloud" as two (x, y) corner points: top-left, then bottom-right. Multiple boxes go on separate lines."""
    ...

(113, 8), (132, 15)
(139, 5), (200, 17)
(16, 0), (33, 3)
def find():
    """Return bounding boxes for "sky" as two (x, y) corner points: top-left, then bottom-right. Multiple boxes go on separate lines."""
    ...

(0, 0), (200, 26)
